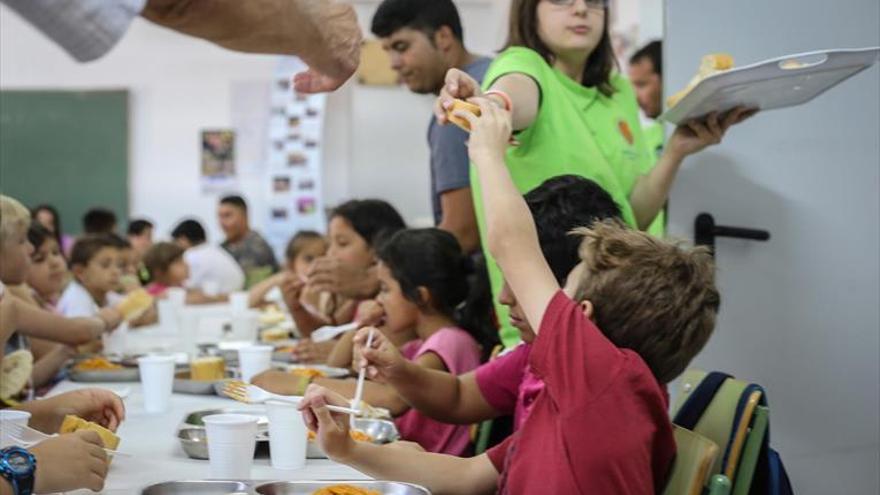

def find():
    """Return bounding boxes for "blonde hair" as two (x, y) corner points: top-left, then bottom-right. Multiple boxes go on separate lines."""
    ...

(0, 195), (31, 244)
(573, 220), (720, 384)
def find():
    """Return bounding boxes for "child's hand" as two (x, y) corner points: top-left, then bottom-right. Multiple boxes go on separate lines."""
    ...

(434, 68), (483, 125)
(354, 300), (384, 327)
(280, 272), (306, 311)
(298, 384), (356, 462)
(353, 327), (405, 383)
(96, 307), (123, 332)
(454, 97), (513, 166)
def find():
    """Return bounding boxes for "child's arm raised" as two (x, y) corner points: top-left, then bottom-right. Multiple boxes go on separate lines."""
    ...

(299, 385), (499, 495)
(455, 100), (559, 336)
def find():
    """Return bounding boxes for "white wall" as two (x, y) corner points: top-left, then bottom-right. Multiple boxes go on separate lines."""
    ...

(0, 0), (508, 242)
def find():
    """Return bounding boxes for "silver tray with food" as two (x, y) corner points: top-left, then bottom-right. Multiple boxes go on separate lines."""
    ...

(140, 480), (430, 495)
(173, 369), (236, 395)
(69, 356), (140, 383)
(282, 364), (351, 379)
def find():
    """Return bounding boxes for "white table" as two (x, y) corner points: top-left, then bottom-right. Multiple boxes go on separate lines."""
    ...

(52, 309), (367, 494)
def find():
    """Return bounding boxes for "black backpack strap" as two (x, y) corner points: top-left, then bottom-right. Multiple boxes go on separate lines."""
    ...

(673, 371), (733, 430)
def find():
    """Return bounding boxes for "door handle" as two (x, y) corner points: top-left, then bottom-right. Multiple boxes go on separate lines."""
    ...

(694, 213), (770, 253)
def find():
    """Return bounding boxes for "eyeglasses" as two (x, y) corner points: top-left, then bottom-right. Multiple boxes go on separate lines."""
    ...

(545, 0), (608, 10)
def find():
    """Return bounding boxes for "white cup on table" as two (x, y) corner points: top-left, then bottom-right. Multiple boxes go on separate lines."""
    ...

(0, 410), (31, 447)
(229, 291), (249, 314)
(166, 287), (186, 308)
(237, 345), (273, 383)
(202, 413), (258, 479)
(265, 400), (307, 469)
(137, 355), (176, 413)
(230, 312), (259, 341)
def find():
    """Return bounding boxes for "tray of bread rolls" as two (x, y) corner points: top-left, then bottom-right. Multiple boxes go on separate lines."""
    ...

(660, 47), (879, 125)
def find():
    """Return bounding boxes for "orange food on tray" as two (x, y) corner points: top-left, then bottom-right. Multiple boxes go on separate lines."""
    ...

(289, 367), (327, 379)
(311, 484), (381, 495)
(308, 429), (373, 443)
(74, 357), (123, 371)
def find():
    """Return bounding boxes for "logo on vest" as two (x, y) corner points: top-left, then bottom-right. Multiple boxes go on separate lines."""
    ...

(618, 120), (634, 146)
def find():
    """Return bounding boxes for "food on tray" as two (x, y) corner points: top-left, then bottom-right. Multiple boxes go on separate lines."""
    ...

(289, 367), (327, 379)
(60, 415), (120, 449)
(446, 99), (481, 132)
(261, 326), (289, 342)
(355, 401), (392, 420)
(0, 350), (33, 400)
(667, 53), (735, 108)
(312, 485), (381, 495)
(74, 357), (124, 371)
(116, 288), (154, 321)
(275, 344), (298, 353)
(308, 429), (374, 443)
(189, 356), (226, 381)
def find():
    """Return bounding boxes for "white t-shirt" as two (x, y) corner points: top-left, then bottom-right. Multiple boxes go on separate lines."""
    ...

(184, 243), (246, 295)
(57, 280), (99, 317)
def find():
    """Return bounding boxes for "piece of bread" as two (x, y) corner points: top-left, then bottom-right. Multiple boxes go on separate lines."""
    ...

(0, 350), (33, 400)
(116, 289), (154, 321)
(446, 99), (481, 132)
(667, 53), (735, 109)
(260, 326), (289, 342)
(59, 414), (120, 449)
(189, 356), (226, 381)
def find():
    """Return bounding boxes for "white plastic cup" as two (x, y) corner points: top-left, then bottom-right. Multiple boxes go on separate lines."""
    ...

(202, 413), (258, 479)
(0, 410), (31, 448)
(265, 400), (307, 469)
(137, 355), (176, 413)
(230, 313), (259, 341)
(157, 299), (179, 333)
(166, 287), (186, 308)
(237, 345), (273, 383)
(102, 322), (129, 355)
(229, 291), (249, 314)
(177, 310), (200, 357)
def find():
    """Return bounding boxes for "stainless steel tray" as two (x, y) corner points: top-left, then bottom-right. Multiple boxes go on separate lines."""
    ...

(140, 480), (431, 495)
(255, 481), (430, 495)
(69, 367), (140, 382)
(173, 370), (235, 395)
(283, 364), (351, 379)
(141, 480), (251, 494)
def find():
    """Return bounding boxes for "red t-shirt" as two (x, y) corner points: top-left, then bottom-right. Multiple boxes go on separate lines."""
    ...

(486, 291), (675, 494)
(475, 343), (544, 430)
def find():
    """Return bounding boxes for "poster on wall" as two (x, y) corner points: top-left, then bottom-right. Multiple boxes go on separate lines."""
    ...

(200, 129), (237, 192)
(263, 57), (328, 255)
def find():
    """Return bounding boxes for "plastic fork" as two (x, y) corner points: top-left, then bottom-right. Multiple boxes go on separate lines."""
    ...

(220, 380), (360, 415)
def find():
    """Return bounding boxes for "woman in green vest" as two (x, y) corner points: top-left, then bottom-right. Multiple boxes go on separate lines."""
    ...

(436, 0), (755, 346)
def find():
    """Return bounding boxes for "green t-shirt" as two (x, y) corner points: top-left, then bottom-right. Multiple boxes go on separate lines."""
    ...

(472, 47), (656, 347)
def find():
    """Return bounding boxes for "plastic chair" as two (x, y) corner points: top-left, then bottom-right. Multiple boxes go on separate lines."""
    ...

(732, 405), (770, 495)
(663, 426), (720, 495)
(672, 370), (762, 488)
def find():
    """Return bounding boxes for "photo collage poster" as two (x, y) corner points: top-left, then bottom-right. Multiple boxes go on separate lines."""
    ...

(264, 57), (328, 252)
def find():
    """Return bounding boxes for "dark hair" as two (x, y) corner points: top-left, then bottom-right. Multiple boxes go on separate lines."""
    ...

(171, 219), (207, 245)
(629, 40), (662, 76)
(506, 0), (617, 96)
(331, 199), (406, 248)
(285, 231), (326, 261)
(127, 218), (154, 236)
(27, 221), (54, 252)
(371, 0), (463, 42)
(524, 175), (622, 284)
(69, 234), (119, 267)
(82, 208), (117, 234)
(30, 204), (63, 251)
(143, 242), (185, 281)
(377, 228), (497, 357)
(220, 195), (248, 212)
(106, 232), (131, 249)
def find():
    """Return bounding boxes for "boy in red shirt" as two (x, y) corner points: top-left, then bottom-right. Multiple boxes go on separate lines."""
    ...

(298, 100), (720, 494)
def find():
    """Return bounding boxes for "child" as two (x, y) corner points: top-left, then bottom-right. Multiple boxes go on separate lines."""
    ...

(57, 234), (122, 318)
(171, 218), (244, 295)
(298, 99), (719, 493)
(256, 228), (494, 455)
(248, 230), (327, 309)
(113, 235), (142, 293)
(283, 200), (405, 361)
(349, 174), (621, 437)
(24, 222), (67, 309)
(143, 242), (224, 304)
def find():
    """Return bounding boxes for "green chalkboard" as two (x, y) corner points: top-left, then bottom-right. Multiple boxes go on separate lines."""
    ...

(0, 90), (128, 236)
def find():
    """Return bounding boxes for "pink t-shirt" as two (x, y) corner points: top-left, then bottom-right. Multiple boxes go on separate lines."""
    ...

(474, 343), (544, 430)
(395, 327), (482, 455)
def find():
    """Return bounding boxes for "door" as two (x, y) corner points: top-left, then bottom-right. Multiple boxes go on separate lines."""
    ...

(666, 1), (879, 493)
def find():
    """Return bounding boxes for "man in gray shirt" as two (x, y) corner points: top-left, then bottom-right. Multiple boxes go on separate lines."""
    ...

(218, 195), (278, 288)
(371, 0), (490, 255)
